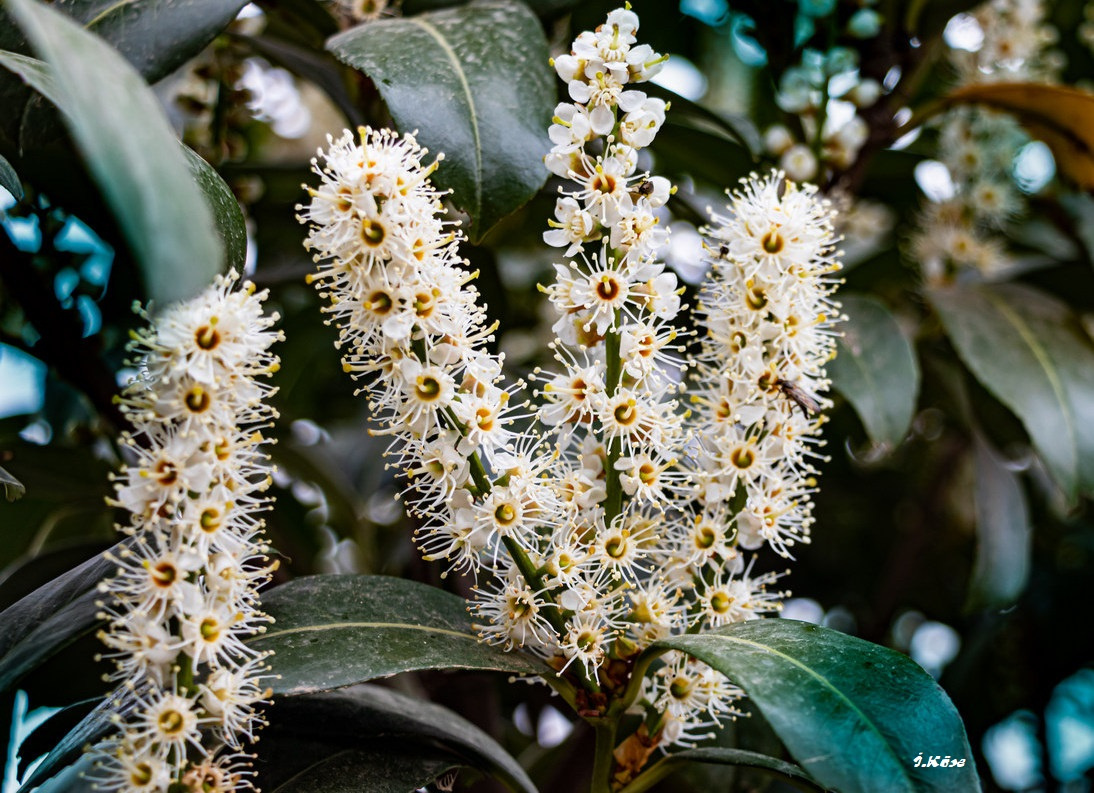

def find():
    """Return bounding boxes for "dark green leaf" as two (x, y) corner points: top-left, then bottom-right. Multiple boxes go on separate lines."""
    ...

(265, 684), (537, 793)
(183, 146), (248, 272)
(644, 81), (760, 156)
(653, 122), (754, 189)
(269, 747), (457, 793)
(0, 0), (248, 153)
(81, 0), (249, 84)
(2, 0), (223, 304)
(0, 463), (25, 501)
(0, 153), (21, 199)
(657, 620), (980, 793)
(619, 747), (823, 793)
(829, 294), (920, 448)
(0, 538), (119, 658)
(0, 588), (100, 693)
(26, 752), (97, 793)
(929, 282), (1094, 500)
(18, 697), (114, 790)
(327, 0), (554, 241)
(968, 434), (1031, 610)
(249, 575), (545, 696)
(16, 697), (98, 778)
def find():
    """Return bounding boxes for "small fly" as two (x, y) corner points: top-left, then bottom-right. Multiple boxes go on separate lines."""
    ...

(776, 378), (822, 417)
(635, 180), (654, 196)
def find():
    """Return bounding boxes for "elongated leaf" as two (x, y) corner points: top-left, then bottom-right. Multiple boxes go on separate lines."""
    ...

(0, 153), (21, 199)
(0, 50), (246, 273)
(4, 0), (222, 304)
(643, 81), (760, 156)
(968, 434), (1031, 610)
(249, 575), (544, 695)
(0, 462), (25, 501)
(269, 747), (457, 793)
(327, 0), (553, 241)
(82, 0), (249, 83)
(829, 294), (920, 447)
(265, 684), (536, 793)
(0, 539), (119, 657)
(183, 146), (248, 272)
(657, 620), (980, 793)
(0, 588), (101, 693)
(944, 83), (1094, 190)
(18, 696), (120, 791)
(929, 282), (1094, 500)
(26, 752), (97, 793)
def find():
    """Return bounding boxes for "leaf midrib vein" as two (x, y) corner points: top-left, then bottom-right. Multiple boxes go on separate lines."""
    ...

(254, 620), (476, 643)
(408, 15), (482, 224)
(985, 289), (1076, 475)
(687, 633), (915, 786)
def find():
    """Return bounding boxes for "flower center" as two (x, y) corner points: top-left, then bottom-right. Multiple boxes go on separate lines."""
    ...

(184, 386), (211, 413)
(158, 709), (185, 736)
(762, 228), (785, 254)
(595, 275), (622, 302)
(415, 376), (442, 401)
(360, 218), (386, 246)
(195, 322), (220, 350)
(730, 447), (755, 469)
(494, 503), (518, 526)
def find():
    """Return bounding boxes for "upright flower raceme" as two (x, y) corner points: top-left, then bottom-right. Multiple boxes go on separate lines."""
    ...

(92, 272), (281, 792)
(298, 5), (844, 758)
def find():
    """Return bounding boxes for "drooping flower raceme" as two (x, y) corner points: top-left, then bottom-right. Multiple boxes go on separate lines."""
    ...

(91, 272), (281, 792)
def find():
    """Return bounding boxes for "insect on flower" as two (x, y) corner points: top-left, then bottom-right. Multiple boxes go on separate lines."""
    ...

(775, 377), (822, 417)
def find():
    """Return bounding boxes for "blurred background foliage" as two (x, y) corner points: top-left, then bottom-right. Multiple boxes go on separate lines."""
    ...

(1, 0), (1093, 790)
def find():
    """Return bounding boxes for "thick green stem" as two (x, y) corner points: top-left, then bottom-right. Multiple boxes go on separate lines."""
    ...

(591, 720), (619, 793)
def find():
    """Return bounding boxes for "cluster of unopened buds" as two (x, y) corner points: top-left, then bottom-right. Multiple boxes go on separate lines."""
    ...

(298, 4), (842, 752)
(91, 272), (281, 792)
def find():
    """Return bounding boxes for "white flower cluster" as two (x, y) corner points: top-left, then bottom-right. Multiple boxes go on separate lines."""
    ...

(299, 127), (532, 579)
(298, 7), (844, 755)
(91, 272), (281, 792)
(913, 0), (1059, 282)
(695, 172), (842, 559)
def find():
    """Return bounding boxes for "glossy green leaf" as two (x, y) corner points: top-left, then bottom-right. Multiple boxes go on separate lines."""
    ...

(968, 434), (1032, 610)
(929, 282), (1094, 500)
(0, 463), (25, 501)
(644, 81), (760, 156)
(0, 538), (118, 659)
(3, 0), (222, 304)
(0, 0), (248, 154)
(0, 49), (246, 274)
(80, 0), (249, 83)
(18, 696), (119, 791)
(264, 684), (537, 793)
(249, 575), (545, 695)
(619, 747), (822, 793)
(327, 0), (553, 241)
(0, 588), (100, 693)
(657, 620), (980, 793)
(269, 747), (457, 793)
(183, 146), (248, 272)
(0, 153), (21, 199)
(829, 294), (920, 447)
